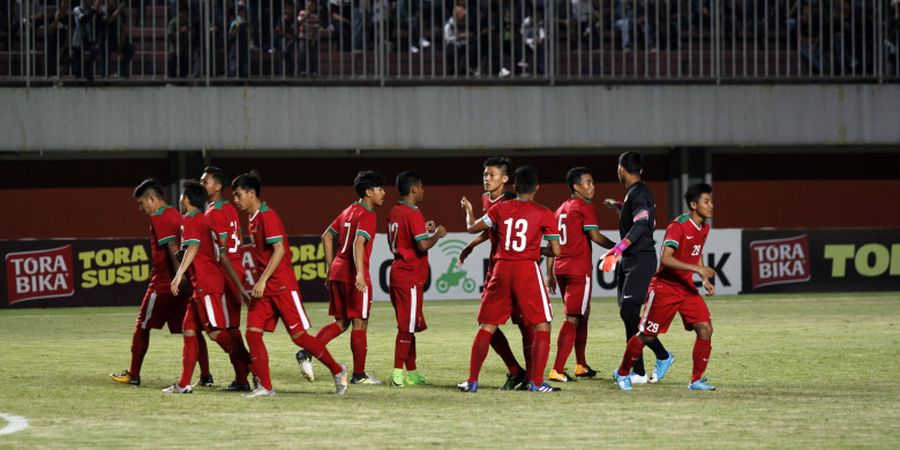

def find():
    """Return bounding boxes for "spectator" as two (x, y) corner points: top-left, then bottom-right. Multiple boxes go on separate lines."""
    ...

(100, 0), (134, 78)
(329, 0), (354, 50)
(73, 0), (101, 81)
(788, 0), (823, 74)
(32, 0), (72, 77)
(298, 0), (321, 76)
(887, 0), (900, 76)
(616, 0), (656, 51)
(228, 4), (254, 77)
(519, 6), (546, 75)
(444, 4), (472, 75)
(275, 1), (298, 75)
(401, 0), (432, 53)
(167, 3), (192, 78)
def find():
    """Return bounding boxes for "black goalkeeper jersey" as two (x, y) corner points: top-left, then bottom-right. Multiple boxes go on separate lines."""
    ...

(618, 181), (657, 256)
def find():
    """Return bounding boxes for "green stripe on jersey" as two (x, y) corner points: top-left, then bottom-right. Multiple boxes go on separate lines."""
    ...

(356, 230), (372, 241)
(181, 239), (201, 247)
(663, 239), (679, 249)
(265, 236), (283, 244)
(582, 225), (600, 231)
(327, 226), (339, 237)
(158, 236), (176, 245)
(414, 233), (430, 242)
(543, 234), (560, 241)
(676, 213), (691, 224)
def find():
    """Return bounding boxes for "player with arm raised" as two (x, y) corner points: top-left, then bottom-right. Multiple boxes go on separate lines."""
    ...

(163, 180), (252, 394)
(600, 151), (673, 385)
(613, 183), (717, 391)
(545, 167), (614, 383)
(200, 166), (254, 392)
(111, 179), (212, 387)
(386, 171), (447, 387)
(232, 172), (348, 398)
(458, 166), (561, 393)
(458, 157), (530, 391)
(299, 171), (385, 385)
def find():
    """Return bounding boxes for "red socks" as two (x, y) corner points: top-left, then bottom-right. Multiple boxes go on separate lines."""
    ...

(519, 323), (534, 377)
(179, 335), (198, 387)
(468, 329), (493, 383)
(575, 318), (589, 366)
(553, 320), (577, 373)
(350, 329), (368, 375)
(129, 327), (150, 377)
(489, 329), (523, 377)
(245, 331), (272, 390)
(618, 335), (646, 377)
(214, 331), (250, 382)
(406, 336), (417, 371)
(197, 333), (210, 378)
(692, 338), (712, 383)
(394, 331), (414, 370)
(293, 332), (342, 375)
(315, 321), (344, 345)
(529, 330), (551, 386)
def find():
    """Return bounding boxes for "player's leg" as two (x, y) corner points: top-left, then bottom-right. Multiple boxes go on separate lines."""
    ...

(404, 284), (429, 385)
(195, 332), (213, 386)
(574, 275), (595, 378)
(550, 275), (582, 382)
(614, 288), (678, 390)
(484, 262), (526, 388)
(518, 262), (556, 392)
(112, 288), (158, 385)
(315, 281), (350, 344)
(462, 264), (514, 392)
(242, 298), (277, 397)
(224, 273), (250, 388)
(200, 293), (252, 391)
(348, 279), (379, 384)
(682, 295), (715, 390)
(163, 300), (200, 394)
(390, 285), (413, 387)
(279, 289), (346, 380)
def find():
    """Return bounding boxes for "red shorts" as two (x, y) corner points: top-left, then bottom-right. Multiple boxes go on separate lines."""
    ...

(639, 283), (712, 337)
(183, 292), (231, 332)
(557, 273), (592, 317)
(222, 262), (246, 329)
(482, 260), (524, 325)
(246, 288), (312, 333)
(390, 284), (427, 333)
(328, 280), (373, 320)
(479, 260), (553, 327)
(136, 287), (189, 333)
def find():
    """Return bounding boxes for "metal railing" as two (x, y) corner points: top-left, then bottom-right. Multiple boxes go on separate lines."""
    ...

(2, 0), (898, 84)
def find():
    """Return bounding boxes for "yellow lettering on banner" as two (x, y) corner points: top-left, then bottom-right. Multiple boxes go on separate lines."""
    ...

(854, 244), (890, 277)
(79, 244), (153, 289)
(823, 245), (855, 277)
(82, 270), (97, 289)
(132, 244), (148, 262)
(892, 245), (900, 276)
(96, 249), (114, 267)
(299, 244), (316, 262)
(114, 247), (130, 264)
(78, 250), (96, 270)
(290, 246), (301, 263)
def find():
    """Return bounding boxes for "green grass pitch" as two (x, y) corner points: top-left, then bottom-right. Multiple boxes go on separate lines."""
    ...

(1, 293), (899, 448)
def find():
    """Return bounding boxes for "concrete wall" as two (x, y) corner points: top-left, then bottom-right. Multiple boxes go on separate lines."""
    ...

(3, 84), (899, 151)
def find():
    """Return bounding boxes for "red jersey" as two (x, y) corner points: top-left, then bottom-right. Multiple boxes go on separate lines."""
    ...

(387, 201), (430, 288)
(181, 209), (225, 294)
(205, 200), (243, 265)
(149, 205), (182, 293)
(248, 202), (297, 295)
(326, 201), (377, 283)
(484, 198), (559, 261)
(553, 197), (600, 276)
(652, 213), (710, 293)
(481, 191), (517, 261)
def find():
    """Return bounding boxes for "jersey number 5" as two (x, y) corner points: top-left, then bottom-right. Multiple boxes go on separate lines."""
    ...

(557, 213), (568, 245)
(503, 218), (528, 252)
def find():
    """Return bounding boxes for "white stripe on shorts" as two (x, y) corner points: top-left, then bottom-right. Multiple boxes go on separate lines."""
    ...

(639, 290), (656, 333)
(291, 290), (310, 330)
(581, 275), (591, 315)
(533, 262), (552, 323)
(362, 287), (369, 320)
(409, 285), (418, 334)
(221, 294), (230, 329)
(204, 295), (218, 328)
(141, 291), (157, 329)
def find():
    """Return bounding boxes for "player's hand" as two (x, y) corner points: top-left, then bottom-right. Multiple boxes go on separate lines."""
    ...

(460, 196), (472, 213)
(458, 245), (473, 265)
(600, 249), (620, 272)
(603, 198), (623, 210)
(434, 225), (447, 239)
(546, 275), (557, 295)
(355, 273), (368, 293)
(425, 220), (436, 233)
(240, 290), (252, 305)
(703, 278), (716, 296)
(170, 273), (183, 295)
(696, 266), (716, 281)
(251, 279), (266, 299)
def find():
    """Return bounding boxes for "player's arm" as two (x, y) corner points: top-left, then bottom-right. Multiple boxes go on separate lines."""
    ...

(252, 240), (285, 298)
(460, 196), (477, 227)
(217, 235), (249, 304)
(166, 240), (181, 269)
(321, 226), (337, 277)
(352, 234), (368, 292)
(545, 256), (557, 294)
(587, 229), (615, 249)
(416, 225), (447, 252)
(170, 242), (198, 295)
(459, 231), (488, 265)
(541, 240), (561, 257)
(659, 246), (716, 281)
(697, 251), (716, 296)
(467, 218), (490, 234)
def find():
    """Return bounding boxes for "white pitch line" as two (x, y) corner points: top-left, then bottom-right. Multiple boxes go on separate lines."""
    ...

(0, 413), (29, 436)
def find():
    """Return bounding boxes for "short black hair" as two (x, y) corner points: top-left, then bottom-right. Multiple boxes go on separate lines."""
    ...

(483, 157), (512, 176)
(514, 166), (539, 194)
(231, 170), (262, 196)
(133, 178), (164, 199)
(395, 171), (423, 197)
(684, 183), (713, 210)
(354, 170), (384, 198)
(566, 166), (592, 193)
(203, 166), (225, 186)
(182, 179), (207, 210)
(618, 151), (643, 175)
